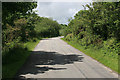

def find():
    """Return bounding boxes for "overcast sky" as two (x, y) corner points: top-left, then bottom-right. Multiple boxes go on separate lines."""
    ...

(35, 2), (91, 24)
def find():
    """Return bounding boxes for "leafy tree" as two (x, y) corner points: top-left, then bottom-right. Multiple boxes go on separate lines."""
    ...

(2, 2), (37, 27)
(35, 17), (60, 37)
(2, 2), (37, 52)
(61, 2), (120, 55)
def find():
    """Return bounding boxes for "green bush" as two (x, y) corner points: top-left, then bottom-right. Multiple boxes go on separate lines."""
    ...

(103, 38), (120, 55)
(65, 33), (73, 41)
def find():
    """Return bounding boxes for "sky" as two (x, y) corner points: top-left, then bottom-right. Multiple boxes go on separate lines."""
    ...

(34, 1), (92, 24)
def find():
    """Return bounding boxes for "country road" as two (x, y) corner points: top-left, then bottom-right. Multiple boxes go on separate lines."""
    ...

(16, 37), (118, 79)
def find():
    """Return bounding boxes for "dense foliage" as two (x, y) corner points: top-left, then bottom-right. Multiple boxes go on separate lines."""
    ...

(2, 2), (37, 53)
(2, 2), (60, 55)
(60, 2), (120, 72)
(2, 2), (61, 78)
(35, 17), (60, 37)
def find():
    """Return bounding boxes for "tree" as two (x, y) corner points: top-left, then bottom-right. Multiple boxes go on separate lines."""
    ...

(2, 2), (37, 27)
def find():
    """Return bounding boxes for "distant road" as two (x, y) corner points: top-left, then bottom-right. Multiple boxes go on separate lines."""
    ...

(16, 36), (118, 79)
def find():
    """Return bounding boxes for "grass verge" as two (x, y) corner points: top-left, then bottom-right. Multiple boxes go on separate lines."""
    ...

(61, 38), (119, 74)
(2, 40), (40, 79)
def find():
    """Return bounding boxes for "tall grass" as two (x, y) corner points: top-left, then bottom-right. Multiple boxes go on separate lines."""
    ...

(2, 39), (40, 79)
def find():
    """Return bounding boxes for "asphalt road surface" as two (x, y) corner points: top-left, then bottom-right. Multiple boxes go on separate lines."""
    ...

(16, 36), (118, 80)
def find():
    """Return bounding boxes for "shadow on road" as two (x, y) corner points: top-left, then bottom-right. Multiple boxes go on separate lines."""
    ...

(15, 51), (84, 79)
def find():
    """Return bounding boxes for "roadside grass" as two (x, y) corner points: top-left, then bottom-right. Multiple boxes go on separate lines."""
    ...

(2, 39), (40, 79)
(24, 40), (40, 51)
(61, 38), (119, 74)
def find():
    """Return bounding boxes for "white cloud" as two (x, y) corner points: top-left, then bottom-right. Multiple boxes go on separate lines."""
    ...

(35, 2), (91, 24)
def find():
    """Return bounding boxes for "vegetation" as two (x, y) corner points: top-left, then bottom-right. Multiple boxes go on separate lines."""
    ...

(2, 1), (120, 79)
(35, 17), (60, 38)
(60, 2), (120, 73)
(2, 2), (61, 79)
(2, 40), (40, 78)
